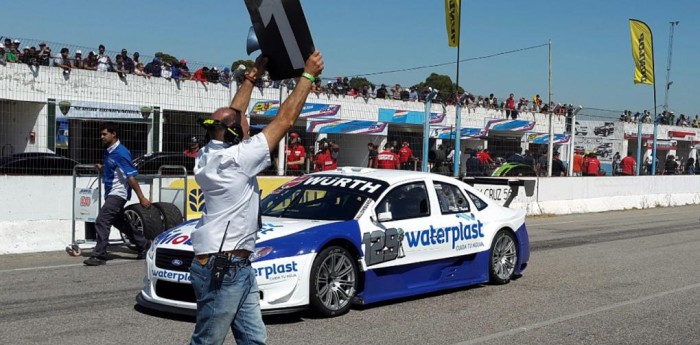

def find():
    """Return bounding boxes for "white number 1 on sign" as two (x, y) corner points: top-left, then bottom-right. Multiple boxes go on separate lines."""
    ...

(259, 0), (305, 69)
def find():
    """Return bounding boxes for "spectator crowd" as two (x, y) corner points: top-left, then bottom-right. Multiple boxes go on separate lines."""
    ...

(619, 110), (700, 128)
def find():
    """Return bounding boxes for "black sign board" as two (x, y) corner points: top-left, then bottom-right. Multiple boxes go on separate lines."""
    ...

(244, 0), (315, 80)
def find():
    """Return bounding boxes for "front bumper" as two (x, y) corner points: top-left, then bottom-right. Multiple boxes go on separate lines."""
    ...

(137, 251), (316, 316)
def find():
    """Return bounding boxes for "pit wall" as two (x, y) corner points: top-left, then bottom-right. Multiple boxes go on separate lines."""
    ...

(1, 174), (699, 255)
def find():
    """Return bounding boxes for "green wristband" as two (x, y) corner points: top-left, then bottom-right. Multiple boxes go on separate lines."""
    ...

(301, 72), (316, 83)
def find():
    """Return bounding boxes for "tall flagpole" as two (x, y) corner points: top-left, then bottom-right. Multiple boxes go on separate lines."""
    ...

(547, 39), (553, 177)
(452, 0), (462, 177)
(650, 27), (659, 175)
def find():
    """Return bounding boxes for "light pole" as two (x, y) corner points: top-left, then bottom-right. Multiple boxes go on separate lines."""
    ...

(422, 88), (439, 172)
(663, 21), (679, 113)
(453, 93), (469, 177)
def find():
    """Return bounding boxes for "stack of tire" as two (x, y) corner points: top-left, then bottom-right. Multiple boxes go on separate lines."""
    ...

(121, 202), (184, 250)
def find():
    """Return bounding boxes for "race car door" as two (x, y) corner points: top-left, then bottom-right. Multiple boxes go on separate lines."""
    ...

(362, 181), (437, 269)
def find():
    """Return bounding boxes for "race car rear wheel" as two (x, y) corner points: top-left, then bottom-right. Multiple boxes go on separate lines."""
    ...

(124, 204), (164, 241)
(152, 202), (184, 231)
(489, 230), (518, 284)
(309, 246), (358, 317)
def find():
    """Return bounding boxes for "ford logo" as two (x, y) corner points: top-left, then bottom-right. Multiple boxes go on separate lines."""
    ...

(171, 259), (183, 267)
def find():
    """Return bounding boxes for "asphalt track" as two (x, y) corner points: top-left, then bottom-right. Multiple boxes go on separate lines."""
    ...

(1, 205), (699, 345)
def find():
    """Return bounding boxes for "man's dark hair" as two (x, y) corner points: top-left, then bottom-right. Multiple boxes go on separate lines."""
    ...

(99, 44), (105, 50)
(60, 47), (69, 54)
(99, 122), (119, 138)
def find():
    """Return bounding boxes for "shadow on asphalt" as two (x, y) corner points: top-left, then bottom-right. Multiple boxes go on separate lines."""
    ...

(132, 279), (525, 324)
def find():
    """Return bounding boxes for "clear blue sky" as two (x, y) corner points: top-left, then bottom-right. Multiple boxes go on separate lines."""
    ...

(4, 0), (699, 118)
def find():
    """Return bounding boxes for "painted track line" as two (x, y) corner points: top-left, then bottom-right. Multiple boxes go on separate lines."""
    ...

(453, 281), (700, 345)
(0, 259), (134, 273)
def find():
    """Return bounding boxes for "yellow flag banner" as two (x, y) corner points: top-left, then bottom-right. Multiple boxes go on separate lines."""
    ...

(445, 0), (460, 47)
(629, 19), (654, 85)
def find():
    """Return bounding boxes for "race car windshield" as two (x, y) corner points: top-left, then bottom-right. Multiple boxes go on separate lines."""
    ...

(261, 187), (368, 220)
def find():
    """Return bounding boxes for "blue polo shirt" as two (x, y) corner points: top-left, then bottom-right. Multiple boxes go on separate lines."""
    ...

(103, 141), (138, 200)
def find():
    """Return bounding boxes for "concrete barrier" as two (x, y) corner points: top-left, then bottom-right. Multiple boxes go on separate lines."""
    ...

(0, 174), (698, 254)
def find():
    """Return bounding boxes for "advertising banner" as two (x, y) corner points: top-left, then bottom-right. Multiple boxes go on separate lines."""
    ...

(528, 133), (570, 144)
(629, 19), (655, 85)
(250, 100), (340, 118)
(574, 120), (625, 161)
(378, 108), (446, 125)
(484, 119), (535, 132)
(306, 120), (388, 136)
(56, 100), (149, 119)
(430, 127), (485, 139)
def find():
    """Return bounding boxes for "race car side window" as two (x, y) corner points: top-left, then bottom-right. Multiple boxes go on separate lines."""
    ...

(434, 182), (470, 214)
(375, 182), (430, 221)
(466, 191), (488, 211)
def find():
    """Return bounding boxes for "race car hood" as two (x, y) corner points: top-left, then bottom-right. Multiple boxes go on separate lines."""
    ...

(151, 217), (342, 251)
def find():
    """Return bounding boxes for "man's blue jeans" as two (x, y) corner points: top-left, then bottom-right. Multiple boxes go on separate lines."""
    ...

(189, 255), (267, 345)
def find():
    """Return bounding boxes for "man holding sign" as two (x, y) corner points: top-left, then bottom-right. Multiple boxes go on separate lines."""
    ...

(189, 51), (323, 345)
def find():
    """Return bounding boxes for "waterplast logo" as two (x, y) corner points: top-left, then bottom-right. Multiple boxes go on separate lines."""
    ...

(405, 220), (484, 250)
(254, 262), (298, 280)
(151, 269), (190, 283)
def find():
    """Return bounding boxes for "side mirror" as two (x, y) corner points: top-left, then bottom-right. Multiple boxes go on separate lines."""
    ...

(377, 212), (393, 222)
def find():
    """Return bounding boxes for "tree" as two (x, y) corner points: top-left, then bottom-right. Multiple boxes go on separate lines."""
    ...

(231, 59), (254, 72)
(413, 73), (464, 102)
(155, 52), (178, 66)
(349, 77), (372, 90)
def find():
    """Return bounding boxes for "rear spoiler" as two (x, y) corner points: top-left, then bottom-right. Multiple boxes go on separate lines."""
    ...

(461, 177), (535, 208)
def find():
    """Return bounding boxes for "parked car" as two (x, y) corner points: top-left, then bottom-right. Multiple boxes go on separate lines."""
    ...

(594, 122), (615, 137)
(133, 152), (195, 175)
(594, 143), (613, 158)
(575, 122), (588, 136)
(137, 168), (530, 317)
(0, 153), (79, 175)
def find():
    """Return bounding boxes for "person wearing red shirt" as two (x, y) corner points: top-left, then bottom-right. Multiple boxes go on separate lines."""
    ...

(398, 141), (415, 170)
(583, 153), (600, 176)
(375, 144), (400, 169)
(506, 93), (516, 119)
(572, 150), (584, 176)
(620, 152), (636, 176)
(192, 67), (209, 82)
(477, 148), (494, 166)
(285, 132), (306, 175)
(183, 135), (200, 158)
(313, 138), (339, 171)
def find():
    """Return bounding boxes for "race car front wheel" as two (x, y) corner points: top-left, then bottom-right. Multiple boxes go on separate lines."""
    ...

(309, 246), (358, 317)
(489, 230), (518, 284)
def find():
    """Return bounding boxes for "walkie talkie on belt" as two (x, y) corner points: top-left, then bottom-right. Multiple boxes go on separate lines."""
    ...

(212, 221), (231, 289)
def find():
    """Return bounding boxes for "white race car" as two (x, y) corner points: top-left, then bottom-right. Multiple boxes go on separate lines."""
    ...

(136, 168), (530, 317)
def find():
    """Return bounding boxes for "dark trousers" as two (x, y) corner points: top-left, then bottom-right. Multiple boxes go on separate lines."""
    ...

(93, 195), (147, 259)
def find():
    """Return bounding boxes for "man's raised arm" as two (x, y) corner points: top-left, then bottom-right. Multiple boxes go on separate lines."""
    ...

(230, 56), (268, 138)
(262, 51), (324, 151)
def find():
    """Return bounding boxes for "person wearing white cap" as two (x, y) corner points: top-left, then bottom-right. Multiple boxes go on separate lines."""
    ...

(73, 50), (84, 69)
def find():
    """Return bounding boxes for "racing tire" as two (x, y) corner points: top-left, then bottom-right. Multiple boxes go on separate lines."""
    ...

(489, 230), (518, 285)
(309, 246), (358, 317)
(152, 202), (184, 231)
(124, 204), (164, 241)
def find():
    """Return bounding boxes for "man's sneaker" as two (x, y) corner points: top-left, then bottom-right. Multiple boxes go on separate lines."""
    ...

(83, 256), (106, 266)
(136, 249), (147, 260)
(136, 240), (151, 260)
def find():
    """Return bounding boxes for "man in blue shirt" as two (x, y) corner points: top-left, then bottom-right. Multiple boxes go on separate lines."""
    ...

(84, 123), (151, 266)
